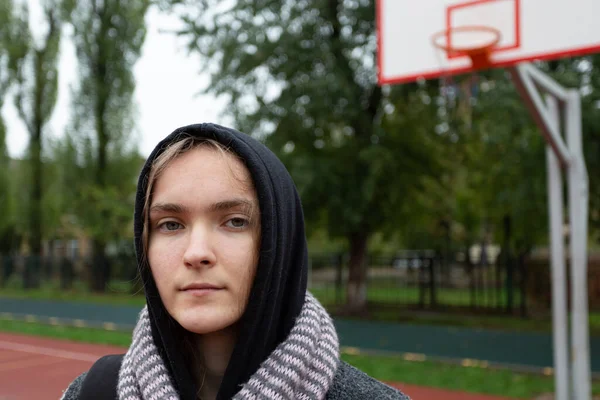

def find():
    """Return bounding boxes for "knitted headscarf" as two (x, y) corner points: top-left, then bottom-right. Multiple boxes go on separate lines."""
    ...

(131, 124), (321, 399)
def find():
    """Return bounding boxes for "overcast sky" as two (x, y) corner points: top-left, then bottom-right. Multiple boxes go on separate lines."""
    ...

(3, 5), (229, 158)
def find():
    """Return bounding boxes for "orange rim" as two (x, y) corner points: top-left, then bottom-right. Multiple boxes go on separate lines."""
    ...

(432, 25), (501, 56)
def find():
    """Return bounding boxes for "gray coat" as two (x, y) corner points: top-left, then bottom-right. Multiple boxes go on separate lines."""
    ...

(61, 360), (410, 399)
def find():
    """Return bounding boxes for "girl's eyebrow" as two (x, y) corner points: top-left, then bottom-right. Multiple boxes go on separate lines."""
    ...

(149, 202), (189, 215)
(208, 199), (255, 214)
(149, 199), (256, 216)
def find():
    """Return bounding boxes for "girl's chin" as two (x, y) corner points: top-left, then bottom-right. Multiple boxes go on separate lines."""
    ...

(176, 315), (239, 335)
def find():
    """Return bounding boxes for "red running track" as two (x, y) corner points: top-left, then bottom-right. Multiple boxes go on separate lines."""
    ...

(0, 332), (513, 400)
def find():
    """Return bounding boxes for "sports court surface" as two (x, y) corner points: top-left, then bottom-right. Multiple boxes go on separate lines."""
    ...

(0, 332), (512, 400)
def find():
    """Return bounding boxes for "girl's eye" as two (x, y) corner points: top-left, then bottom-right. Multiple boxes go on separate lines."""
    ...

(226, 218), (249, 229)
(159, 221), (182, 231)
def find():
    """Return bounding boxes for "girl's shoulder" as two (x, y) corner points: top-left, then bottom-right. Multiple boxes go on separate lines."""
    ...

(60, 372), (87, 400)
(327, 361), (411, 400)
(60, 353), (123, 399)
(63, 358), (410, 399)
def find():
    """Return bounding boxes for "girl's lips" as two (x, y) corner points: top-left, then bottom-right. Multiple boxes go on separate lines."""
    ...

(183, 287), (222, 297)
(181, 282), (222, 291)
(180, 283), (223, 297)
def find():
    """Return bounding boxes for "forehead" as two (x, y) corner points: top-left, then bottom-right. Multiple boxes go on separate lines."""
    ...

(152, 146), (255, 201)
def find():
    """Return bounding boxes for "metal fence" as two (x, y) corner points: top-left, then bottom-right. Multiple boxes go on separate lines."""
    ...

(1, 251), (528, 315)
(309, 250), (527, 315)
(0, 254), (138, 291)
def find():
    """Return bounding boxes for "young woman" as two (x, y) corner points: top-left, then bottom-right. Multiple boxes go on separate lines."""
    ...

(62, 124), (409, 399)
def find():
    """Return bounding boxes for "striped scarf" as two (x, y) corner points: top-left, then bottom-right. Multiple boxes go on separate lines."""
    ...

(118, 293), (340, 400)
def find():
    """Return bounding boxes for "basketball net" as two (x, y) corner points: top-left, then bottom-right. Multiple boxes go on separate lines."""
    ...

(432, 26), (501, 130)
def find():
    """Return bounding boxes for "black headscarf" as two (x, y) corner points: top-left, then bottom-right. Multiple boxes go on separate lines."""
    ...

(133, 123), (308, 399)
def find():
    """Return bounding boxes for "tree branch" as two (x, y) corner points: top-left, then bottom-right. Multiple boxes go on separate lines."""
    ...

(326, 0), (360, 100)
(366, 85), (382, 121)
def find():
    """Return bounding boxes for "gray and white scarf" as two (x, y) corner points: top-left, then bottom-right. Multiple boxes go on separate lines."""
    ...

(118, 293), (340, 400)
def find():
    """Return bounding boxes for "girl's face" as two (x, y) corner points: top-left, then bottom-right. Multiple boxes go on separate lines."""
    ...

(148, 147), (260, 335)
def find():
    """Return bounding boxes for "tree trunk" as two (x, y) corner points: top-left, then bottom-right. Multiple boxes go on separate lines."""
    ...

(90, 238), (108, 292)
(29, 132), (42, 256)
(25, 126), (43, 290)
(25, 48), (46, 290)
(89, 127), (109, 292)
(89, 48), (109, 292)
(346, 231), (369, 312)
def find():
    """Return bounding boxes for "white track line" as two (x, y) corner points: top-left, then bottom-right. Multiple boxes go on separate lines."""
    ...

(0, 341), (100, 362)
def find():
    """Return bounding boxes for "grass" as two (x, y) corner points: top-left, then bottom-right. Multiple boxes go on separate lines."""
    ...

(0, 318), (132, 347)
(3, 277), (521, 308)
(1, 318), (598, 398)
(0, 281), (146, 307)
(310, 286), (600, 335)
(342, 353), (600, 398)
(3, 282), (600, 335)
(310, 285), (523, 309)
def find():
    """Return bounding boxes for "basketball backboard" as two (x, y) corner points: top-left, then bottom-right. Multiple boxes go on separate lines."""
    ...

(377, 0), (600, 85)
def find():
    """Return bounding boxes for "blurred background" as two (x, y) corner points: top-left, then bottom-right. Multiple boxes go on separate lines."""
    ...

(1, 0), (600, 399)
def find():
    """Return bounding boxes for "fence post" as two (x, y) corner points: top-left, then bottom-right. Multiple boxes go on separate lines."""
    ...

(60, 256), (74, 290)
(467, 246), (476, 309)
(496, 252), (503, 310)
(418, 254), (426, 308)
(335, 253), (344, 305)
(503, 216), (514, 313)
(1, 255), (14, 287)
(23, 255), (41, 289)
(428, 255), (437, 308)
(519, 252), (528, 317)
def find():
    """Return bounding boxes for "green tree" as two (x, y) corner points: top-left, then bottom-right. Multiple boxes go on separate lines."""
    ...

(0, 0), (14, 253)
(166, 0), (442, 310)
(438, 59), (598, 261)
(8, 1), (64, 262)
(66, 0), (150, 291)
(579, 55), (600, 244)
(0, 0), (11, 138)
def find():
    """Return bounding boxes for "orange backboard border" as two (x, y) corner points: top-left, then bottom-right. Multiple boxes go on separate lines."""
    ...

(377, 0), (600, 85)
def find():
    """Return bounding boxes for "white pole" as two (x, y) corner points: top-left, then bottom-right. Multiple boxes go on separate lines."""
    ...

(509, 64), (591, 398)
(566, 89), (591, 400)
(510, 66), (571, 166)
(546, 95), (569, 400)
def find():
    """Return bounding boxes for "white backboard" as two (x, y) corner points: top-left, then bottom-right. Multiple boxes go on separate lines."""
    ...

(377, 0), (600, 85)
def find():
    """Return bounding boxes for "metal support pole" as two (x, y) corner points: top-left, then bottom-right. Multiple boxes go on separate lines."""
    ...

(546, 95), (569, 400)
(510, 66), (571, 166)
(510, 64), (591, 400)
(566, 89), (591, 400)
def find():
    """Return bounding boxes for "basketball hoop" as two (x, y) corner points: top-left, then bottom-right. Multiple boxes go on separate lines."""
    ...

(431, 26), (501, 70)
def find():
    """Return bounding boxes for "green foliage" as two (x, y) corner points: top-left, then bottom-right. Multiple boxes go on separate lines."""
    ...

(0, 0), (14, 251)
(67, 0), (149, 147)
(0, 0), (13, 103)
(10, 1), (61, 133)
(148, 2), (600, 259)
(45, 132), (144, 243)
(4, 0), (65, 255)
(579, 55), (600, 244)
(467, 71), (547, 249)
(167, 0), (442, 245)
(65, 0), (149, 247)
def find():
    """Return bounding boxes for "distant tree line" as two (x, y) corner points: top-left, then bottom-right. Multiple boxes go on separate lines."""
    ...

(1, 0), (599, 311)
